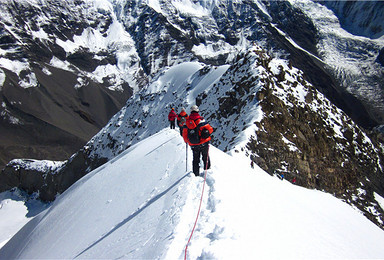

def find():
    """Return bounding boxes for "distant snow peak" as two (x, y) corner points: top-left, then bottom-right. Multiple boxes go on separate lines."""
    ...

(192, 41), (239, 62)
(146, 0), (211, 17)
(171, 0), (210, 17)
(146, 0), (163, 13)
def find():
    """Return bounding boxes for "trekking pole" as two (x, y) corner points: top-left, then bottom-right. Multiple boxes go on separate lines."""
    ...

(186, 143), (188, 172)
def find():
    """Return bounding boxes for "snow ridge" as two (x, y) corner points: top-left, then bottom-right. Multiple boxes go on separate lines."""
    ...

(1, 129), (384, 259)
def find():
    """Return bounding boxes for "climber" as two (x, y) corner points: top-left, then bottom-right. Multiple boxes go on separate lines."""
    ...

(168, 108), (177, 129)
(182, 105), (213, 177)
(177, 107), (188, 136)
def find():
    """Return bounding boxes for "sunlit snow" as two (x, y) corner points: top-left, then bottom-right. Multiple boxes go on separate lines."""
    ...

(1, 129), (384, 259)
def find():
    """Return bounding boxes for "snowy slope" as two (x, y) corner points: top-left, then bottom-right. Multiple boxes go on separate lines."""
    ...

(0, 190), (47, 249)
(0, 194), (30, 249)
(1, 128), (384, 259)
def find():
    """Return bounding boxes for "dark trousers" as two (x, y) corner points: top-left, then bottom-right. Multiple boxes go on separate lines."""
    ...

(178, 126), (184, 136)
(170, 120), (175, 129)
(192, 143), (210, 177)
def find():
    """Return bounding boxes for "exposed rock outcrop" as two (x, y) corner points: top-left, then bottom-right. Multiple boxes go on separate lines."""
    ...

(242, 49), (384, 229)
(0, 149), (107, 201)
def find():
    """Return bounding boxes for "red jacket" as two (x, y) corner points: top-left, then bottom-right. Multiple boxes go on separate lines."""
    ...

(182, 112), (213, 146)
(168, 110), (177, 121)
(188, 111), (202, 121)
(177, 111), (188, 127)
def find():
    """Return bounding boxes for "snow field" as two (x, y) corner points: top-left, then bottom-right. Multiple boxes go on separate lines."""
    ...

(171, 138), (384, 259)
(1, 128), (384, 259)
(0, 129), (189, 259)
(174, 145), (384, 259)
(0, 196), (29, 249)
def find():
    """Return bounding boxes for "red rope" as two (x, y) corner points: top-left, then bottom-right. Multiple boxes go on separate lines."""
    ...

(184, 145), (210, 260)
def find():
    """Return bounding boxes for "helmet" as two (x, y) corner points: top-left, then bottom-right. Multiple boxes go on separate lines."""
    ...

(191, 105), (199, 112)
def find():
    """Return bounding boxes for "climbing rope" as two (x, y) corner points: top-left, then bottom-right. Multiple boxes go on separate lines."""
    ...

(184, 144), (210, 260)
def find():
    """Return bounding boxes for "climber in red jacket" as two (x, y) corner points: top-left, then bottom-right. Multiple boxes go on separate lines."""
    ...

(168, 108), (177, 129)
(182, 105), (213, 177)
(177, 107), (188, 136)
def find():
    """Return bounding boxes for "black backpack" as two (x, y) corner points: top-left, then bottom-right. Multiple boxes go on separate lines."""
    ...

(188, 126), (201, 144)
(186, 119), (201, 144)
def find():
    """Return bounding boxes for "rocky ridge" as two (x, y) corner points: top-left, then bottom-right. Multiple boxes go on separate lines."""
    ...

(197, 47), (384, 228)
(243, 49), (384, 229)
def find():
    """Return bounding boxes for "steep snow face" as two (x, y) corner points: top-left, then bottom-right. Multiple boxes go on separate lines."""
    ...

(1, 129), (384, 259)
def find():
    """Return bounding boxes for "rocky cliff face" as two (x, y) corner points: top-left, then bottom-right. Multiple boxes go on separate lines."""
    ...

(243, 49), (384, 229)
(0, 0), (142, 168)
(196, 48), (384, 229)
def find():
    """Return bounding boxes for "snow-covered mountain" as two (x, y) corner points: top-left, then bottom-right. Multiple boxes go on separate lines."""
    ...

(1, 0), (383, 170)
(3, 43), (382, 229)
(1, 129), (384, 259)
(1, 0), (384, 246)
